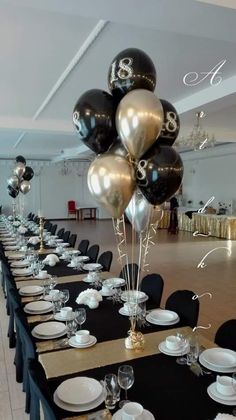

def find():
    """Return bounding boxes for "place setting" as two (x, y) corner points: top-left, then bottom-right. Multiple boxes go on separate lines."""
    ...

(207, 373), (236, 406)
(199, 347), (236, 373)
(53, 376), (104, 412)
(19, 285), (44, 296)
(31, 321), (67, 340)
(24, 300), (54, 315)
(158, 334), (190, 357)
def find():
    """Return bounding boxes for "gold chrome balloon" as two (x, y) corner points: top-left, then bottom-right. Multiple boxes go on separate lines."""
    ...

(20, 180), (31, 194)
(14, 162), (25, 178)
(87, 154), (135, 219)
(116, 89), (164, 159)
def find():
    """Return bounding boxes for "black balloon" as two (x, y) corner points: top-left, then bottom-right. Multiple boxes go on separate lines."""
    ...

(73, 89), (117, 154)
(108, 48), (156, 100)
(7, 185), (19, 198)
(16, 155), (26, 165)
(156, 100), (180, 146)
(23, 166), (34, 181)
(136, 144), (183, 205)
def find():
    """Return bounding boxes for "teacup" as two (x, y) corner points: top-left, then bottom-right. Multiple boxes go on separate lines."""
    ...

(75, 330), (90, 344)
(121, 402), (144, 420)
(49, 289), (60, 297)
(102, 285), (113, 294)
(165, 335), (181, 351)
(37, 270), (48, 279)
(60, 306), (73, 318)
(216, 375), (235, 396)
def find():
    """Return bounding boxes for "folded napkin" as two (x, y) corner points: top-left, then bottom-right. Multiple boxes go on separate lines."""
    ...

(42, 254), (59, 267)
(28, 236), (40, 245)
(215, 414), (236, 419)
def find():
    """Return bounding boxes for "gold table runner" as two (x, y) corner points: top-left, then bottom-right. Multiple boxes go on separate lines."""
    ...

(39, 327), (214, 380)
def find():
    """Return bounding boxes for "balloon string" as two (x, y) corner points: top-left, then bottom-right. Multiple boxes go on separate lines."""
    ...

(121, 215), (131, 290)
(112, 217), (128, 284)
(192, 324), (211, 333)
(141, 209), (164, 272)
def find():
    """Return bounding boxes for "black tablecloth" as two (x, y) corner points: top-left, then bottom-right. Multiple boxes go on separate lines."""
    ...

(48, 352), (229, 420)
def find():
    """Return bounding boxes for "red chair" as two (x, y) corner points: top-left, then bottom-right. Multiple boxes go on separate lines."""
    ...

(67, 200), (76, 218)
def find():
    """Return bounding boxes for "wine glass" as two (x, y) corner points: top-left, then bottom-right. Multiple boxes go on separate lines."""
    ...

(74, 308), (86, 329)
(117, 365), (134, 408)
(176, 333), (188, 365)
(60, 289), (70, 307)
(49, 276), (57, 291)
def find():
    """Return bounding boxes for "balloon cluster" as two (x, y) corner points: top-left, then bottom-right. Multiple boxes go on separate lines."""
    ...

(73, 48), (183, 227)
(7, 156), (34, 198)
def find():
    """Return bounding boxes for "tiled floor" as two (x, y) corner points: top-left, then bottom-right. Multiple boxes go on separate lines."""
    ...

(1, 219), (236, 418)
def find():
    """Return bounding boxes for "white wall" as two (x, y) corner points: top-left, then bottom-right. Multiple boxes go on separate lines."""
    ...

(182, 149), (236, 213)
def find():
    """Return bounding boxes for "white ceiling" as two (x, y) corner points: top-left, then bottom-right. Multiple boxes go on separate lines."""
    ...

(0, 0), (236, 161)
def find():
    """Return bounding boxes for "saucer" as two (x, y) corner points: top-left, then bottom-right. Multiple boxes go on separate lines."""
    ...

(207, 382), (236, 405)
(101, 289), (114, 297)
(119, 307), (142, 317)
(68, 335), (97, 348)
(112, 408), (155, 419)
(54, 312), (75, 321)
(158, 341), (189, 356)
(34, 274), (50, 280)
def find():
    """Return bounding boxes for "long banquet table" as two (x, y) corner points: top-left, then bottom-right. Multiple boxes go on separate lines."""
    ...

(1, 231), (235, 419)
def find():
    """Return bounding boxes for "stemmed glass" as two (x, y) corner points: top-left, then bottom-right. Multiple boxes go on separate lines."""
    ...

(74, 308), (86, 329)
(176, 333), (188, 365)
(117, 365), (134, 408)
(49, 276), (57, 291)
(60, 289), (70, 307)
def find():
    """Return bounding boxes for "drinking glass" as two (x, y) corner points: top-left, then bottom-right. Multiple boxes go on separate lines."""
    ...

(66, 315), (77, 338)
(117, 365), (134, 408)
(103, 374), (120, 410)
(74, 308), (86, 329)
(176, 333), (188, 365)
(186, 342), (200, 366)
(52, 294), (62, 315)
(60, 289), (70, 307)
(49, 276), (57, 291)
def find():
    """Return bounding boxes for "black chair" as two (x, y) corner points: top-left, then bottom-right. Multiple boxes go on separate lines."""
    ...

(15, 307), (36, 413)
(97, 251), (113, 272)
(86, 244), (99, 263)
(62, 230), (70, 243)
(27, 212), (32, 220)
(6, 279), (19, 348)
(8, 288), (23, 382)
(57, 228), (65, 239)
(44, 220), (51, 230)
(141, 273), (164, 309)
(50, 224), (57, 235)
(78, 239), (89, 255)
(28, 358), (59, 420)
(119, 263), (139, 286)
(68, 233), (77, 248)
(165, 290), (199, 329)
(215, 319), (236, 351)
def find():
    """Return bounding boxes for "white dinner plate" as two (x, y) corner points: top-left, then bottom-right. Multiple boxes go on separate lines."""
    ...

(207, 382), (236, 405)
(148, 309), (178, 323)
(33, 321), (66, 336)
(113, 408), (155, 420)
(2, 240), (17, 245)
(75, 256), (90, 262)
(53, 389), (104, 412)
(11, 260), (30, 268)
(158, 341), (189, 356)
(68, 335), (97, 349)
(61, 242), (70, 247)
(146, 313), (180, 326)
(7, 252), (25, 260)
(12, 268), (32, 276)
(24, 301), (53, 313)
(57, 377), (102, 405)
(200, 348), (236, 369)
(121, 291), (148, 303)
(83, 263), (102, 271)
(199, 354), (236, 373)
(5, 245), (18, 250)
(103, 278), (126, 288)
(19, 285), (44, 296)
